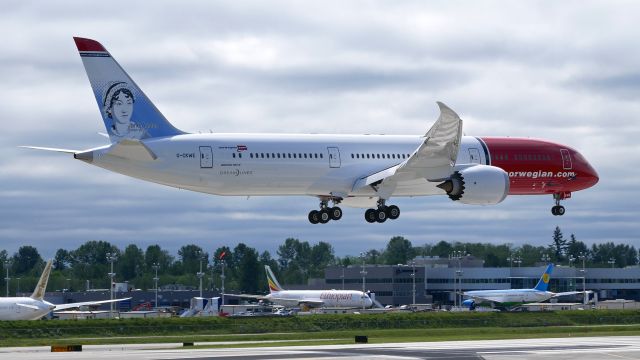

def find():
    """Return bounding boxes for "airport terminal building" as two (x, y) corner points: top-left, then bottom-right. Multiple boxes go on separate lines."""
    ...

(324, 256), (640, 306)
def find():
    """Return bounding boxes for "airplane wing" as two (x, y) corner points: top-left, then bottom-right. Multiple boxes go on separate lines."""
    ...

(223, 293), (269, 301)
(352, 102), (463, 198)
(53, 297), (132, 311)
(552, 291), (590, 298)
(16, 303), (41, 311)
(297, 299), (324, 307)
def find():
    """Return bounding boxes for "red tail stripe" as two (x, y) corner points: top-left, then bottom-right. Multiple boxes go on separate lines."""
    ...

(73, 37), (106, 52)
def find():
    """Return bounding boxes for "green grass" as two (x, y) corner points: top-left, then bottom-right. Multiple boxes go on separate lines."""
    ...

(2, 310), (640, 348)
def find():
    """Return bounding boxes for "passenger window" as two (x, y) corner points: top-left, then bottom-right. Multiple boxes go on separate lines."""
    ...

(351, 154), (354, 159)
(366, 154), (370, 159)
(250, 153), (254, 158)
(320, 153), (323, 158)
(315, 154), (318, 159)
(239, 153), (242, 158)
(293, 154), (297, 158)
(304, 154), (307, 159)
(272, 153), (275, 158)
(261, 153), (265, 158)
(266, 153), (270, 158)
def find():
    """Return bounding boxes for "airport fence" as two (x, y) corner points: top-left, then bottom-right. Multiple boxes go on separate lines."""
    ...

(2, 310), (640, 340)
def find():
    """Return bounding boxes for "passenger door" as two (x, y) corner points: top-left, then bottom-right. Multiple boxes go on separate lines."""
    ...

(199, 146), (213, 168)
(327, 147), (341, 168)
(468, 148), (481, 164)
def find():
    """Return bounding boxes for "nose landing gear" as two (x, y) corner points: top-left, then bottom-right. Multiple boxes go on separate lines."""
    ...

(364, 199), (400, 223)
(308, 198), (342, 224)
(551, 192), (570, 216)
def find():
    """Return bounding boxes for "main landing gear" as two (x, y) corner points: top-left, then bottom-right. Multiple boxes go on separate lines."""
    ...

(308, 199), (342, 224)
(364, 199), (400, 223)
(551, 192), (570, 216)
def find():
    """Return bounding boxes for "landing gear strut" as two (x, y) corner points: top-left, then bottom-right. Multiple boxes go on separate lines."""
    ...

(551, 192), (570, 216)
(364, 199), (400, 223)
(308, 198), (342, 224)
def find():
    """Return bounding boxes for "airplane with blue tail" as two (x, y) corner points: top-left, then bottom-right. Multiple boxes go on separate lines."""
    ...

(462, 264), (585, 310)
(22, 37), (598, 223)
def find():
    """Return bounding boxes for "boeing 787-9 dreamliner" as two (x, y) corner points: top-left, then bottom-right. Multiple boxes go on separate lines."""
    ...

(24, 38), (599, 223)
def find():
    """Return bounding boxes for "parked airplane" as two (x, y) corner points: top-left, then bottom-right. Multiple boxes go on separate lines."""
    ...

(0, 260), (130, 320)
(229, 265), (373, 309)
(23, 37), (599, 223)
(461, 264), (584, 310)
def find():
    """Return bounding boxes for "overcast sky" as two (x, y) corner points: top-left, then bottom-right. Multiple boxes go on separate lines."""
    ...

(1, 1), (638, 260)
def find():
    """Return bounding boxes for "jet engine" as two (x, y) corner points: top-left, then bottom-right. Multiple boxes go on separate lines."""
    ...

(437, 165), (510, 205)
(462, 299), (476, 310)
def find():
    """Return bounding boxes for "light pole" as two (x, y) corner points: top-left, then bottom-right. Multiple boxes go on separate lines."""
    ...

(152, 263), (160, 309)
(578, 252), (587, 304)
(608, 257), (615, 269)
(514, 254), (522, 268)
(340, 266), (345, 290)
(541, 253), (551, 264)
(411, 261), (416, 305)
(66, 278), (71, 292)
(568, 255), (576, 268)
(197, 252), (205, 298)
(359, 252), (367, 310)
(16, 277), (20, 296)
(4, 261), (10, 297)
(451, 251), (464, 308)
(106, 252), (117, 318)
(220, 259), (226, 307)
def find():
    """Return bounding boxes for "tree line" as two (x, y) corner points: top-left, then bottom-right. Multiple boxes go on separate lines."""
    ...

(1, 226), (637, 296)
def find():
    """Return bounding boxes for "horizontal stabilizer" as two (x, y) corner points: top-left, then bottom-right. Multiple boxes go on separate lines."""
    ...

(19, 146), (79, 154)
(16, 303), (40, 311)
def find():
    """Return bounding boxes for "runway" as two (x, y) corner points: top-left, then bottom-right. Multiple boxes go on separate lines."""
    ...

(2, 336), (640, 359)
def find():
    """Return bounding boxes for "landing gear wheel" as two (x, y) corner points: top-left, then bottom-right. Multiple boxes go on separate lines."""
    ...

(365, 209), (377, 223)
(386, 205), (400, 220)
(375, 208), (388, 223)
(308, 210), (319, 224)
(329, 207), (343, 220)
(318, 209), (331, 224)
(551, 205), (566, 216)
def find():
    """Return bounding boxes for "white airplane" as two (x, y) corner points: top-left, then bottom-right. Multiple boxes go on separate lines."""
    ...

(23, 37), (599, 223)
(0, 260), (130, 320)
(462, 264), (585, 310)
(230, 265), (373, 310)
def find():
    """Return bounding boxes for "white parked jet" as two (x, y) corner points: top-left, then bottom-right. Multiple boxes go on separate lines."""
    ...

(23, 37), (599, 223)
(462, 264), (584, 310)
(0, 260), (130, 320)
(231, 265), (373, 310)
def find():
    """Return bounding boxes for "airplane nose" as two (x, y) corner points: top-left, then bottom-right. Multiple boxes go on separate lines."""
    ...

(582, 158), (599, 188)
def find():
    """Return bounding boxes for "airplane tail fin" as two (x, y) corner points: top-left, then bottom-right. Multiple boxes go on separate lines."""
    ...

(265, 265), (284, 293)
(534, 263), (554, 291)
(73, 37), (184, 143)
(30, 260), (53, 301)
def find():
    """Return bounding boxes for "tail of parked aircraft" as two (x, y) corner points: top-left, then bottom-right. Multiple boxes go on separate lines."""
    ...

(265, 265), (284, 293)
(73, 37), (184, 143)
(30, 260), (52, 301)
(534, 263), (554, 291)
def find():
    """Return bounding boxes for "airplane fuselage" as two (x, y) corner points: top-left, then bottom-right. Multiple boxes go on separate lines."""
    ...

(0, 297), (54, 321)
(80, 134), (598, 207)
(464, 289), (554, 305)
(266, 289), (373, 308)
